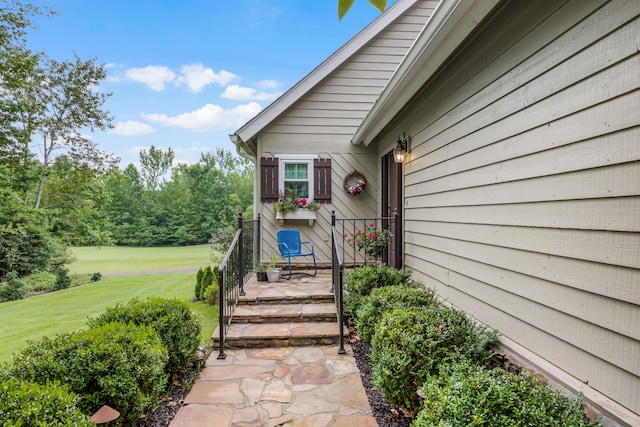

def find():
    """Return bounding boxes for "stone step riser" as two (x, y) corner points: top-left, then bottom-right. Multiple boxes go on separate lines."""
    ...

(218, 336), (341, 349)
(232, 315), (337, 324)
(238, 296), (335, 306)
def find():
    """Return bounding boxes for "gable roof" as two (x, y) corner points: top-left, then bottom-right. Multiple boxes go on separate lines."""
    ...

(230, 0), (421, 155)
(352, 0), (502, 146)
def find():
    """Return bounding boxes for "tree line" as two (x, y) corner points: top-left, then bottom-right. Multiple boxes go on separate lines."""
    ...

(0, 2), (253, 281)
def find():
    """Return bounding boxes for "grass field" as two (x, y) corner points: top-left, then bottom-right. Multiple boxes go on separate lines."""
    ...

(0, 245), (219, 363)
(69, 244), (214, 274)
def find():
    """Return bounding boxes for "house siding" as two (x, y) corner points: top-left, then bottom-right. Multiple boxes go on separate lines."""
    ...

(257, 1), (440, 263)
(374, 0), (640, 417)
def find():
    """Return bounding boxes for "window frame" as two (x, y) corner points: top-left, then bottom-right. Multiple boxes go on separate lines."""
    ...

(277, 154), (318, 200)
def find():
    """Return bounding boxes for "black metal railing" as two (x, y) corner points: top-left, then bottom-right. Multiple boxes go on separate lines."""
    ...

(333, 210), (400, 268)
(331, 211), (346, 355)
(330, 210), (400, 355)
(217, 213), (260, 359)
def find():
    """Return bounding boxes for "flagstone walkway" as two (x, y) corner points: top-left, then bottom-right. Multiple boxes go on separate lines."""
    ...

(170, 272), (376, 427)
(170, 345), (376, 427)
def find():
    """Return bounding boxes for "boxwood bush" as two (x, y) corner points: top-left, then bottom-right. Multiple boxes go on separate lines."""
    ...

(355, 285), (438, 342)
(21, 270), (56, 292)
(344, 264), (414, 316)
(0, 376), (93, 426)
(371, 306), (498, 412)
(88, 297), (201, 374)
(9, 321), (168, 425)
(413, 360), (600, 426)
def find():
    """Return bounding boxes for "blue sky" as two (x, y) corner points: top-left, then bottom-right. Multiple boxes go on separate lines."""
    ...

(26, 0), (396, 167)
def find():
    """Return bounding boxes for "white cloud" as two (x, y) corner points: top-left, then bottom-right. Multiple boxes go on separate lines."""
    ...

(141, 102), (263, 132)
(111, 120), (156, 136)
(257, 79), (280, 90)
(221, 84), (282, 101)
(177, 63), (238, 93)
(125, 65), (176, 91)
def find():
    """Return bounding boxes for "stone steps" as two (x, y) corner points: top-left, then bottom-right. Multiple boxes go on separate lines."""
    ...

(232, 302), (337, 323)
(213, 274), (345, 348)
(213, 321), (348, 348)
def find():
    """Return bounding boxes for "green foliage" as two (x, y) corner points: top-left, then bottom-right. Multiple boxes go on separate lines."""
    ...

(200, 265), (214, 300)
(202, 264), (220, 306)
(20, 270), (56, 292)
(0, 271), (26, 302)
(345, 222), (393, 258)
(338, 0), (387, 20)
(355, 285), (437, 342)
(371, 307), (498, 412)
(0, 376), (93, 427)
(90, 271), (101, 281)
(203, 283), (220, 306)
(195, 267), (204, 300)
(413, 360), (600, 426)
(9, 322), (168, 425)
(103, 149), (253, 247)
(344, 264), (413, 316)
(53, 266), (72, 290)
(273, 191), (319, 218)
(88, 297), (201, 375)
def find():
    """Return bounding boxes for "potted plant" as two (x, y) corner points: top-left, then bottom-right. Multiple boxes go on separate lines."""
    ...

(266, 253), (281, 283)
(255, 262), (268, 282)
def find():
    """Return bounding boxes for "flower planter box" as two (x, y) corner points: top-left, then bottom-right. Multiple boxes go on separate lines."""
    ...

(275, 210), (317, 226)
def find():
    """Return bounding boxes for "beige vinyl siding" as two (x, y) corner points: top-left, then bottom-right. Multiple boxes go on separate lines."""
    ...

(375, 0), (640, 416)
(257, 1), (440, 262)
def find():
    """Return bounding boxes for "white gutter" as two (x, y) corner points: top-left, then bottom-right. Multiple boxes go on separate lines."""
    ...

(352, 0), (501, 146)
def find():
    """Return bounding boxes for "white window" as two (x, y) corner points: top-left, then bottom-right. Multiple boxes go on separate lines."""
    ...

(277, 154), (317, 200)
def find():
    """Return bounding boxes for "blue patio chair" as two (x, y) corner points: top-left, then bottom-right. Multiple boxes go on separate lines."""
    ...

(277, 229), (317, 279)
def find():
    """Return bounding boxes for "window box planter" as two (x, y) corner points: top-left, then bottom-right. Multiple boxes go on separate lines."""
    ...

(275, 210), (317, 226)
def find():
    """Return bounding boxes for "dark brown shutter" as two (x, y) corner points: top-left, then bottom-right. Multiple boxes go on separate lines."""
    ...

(314, 158), (332, 203)
(260, 157), (279, 202)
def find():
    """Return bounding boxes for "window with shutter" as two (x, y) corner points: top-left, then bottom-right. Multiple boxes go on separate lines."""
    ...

(261, 155), (332, 203)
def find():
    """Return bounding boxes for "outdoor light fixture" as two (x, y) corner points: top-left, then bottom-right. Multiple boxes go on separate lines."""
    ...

(393, 134), (410, 163)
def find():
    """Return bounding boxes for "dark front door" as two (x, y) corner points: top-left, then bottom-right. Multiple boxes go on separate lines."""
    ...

(382, 151), (402, 268)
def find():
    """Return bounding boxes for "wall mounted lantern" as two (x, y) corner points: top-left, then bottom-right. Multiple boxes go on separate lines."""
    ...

(393, 134), (411, 163)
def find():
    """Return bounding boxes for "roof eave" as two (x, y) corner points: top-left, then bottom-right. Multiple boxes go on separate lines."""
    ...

(233, 0), (420, 144)
(352, 0), (502, 146)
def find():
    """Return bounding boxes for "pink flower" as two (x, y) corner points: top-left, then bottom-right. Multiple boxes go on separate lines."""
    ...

(369, 223), (375, 228)
(370, 233), (377, 240)
(297, 198), (308, 206)
(356, 230), (362, 236)
(358, 179), (365, 186)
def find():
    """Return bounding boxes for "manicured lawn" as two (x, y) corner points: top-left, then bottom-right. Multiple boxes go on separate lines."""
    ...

(69, 244), (213, 274)
(0, 245), (219, 363)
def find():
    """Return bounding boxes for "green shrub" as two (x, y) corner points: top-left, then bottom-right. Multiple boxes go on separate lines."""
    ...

(9, 322), (168, 425)
(88, 297), (201, 374)
(200, 265), (214, 300)
(0, 272), (27, 302)
(413, 360), (600, 426)
(203, 283), (220, 305)
(344, 265), (413, 316)
(371, 307), (498, 412)
(90, 272), (102, 282)
(21, 270), (56, 292)
(0, 376), (93, 426)
(356, 285), (438, 342)
(195, 267), (204, 300)
(53, 266), (72, 290)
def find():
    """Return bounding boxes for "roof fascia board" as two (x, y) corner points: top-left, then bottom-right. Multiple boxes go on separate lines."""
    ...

(232, 0), (419, 144)
(352, 0), (501, 146)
